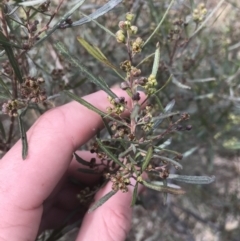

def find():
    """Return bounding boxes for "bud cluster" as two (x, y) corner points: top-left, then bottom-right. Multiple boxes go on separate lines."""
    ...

(2, 100), (20, 117)
(143, 74), (158, 95)
(192, 3), (207, 23)
(20, 76), (47, 103)
(115, 12), (144, 54)
(107, 171), (131, 193)
(106, 96), (126, 115)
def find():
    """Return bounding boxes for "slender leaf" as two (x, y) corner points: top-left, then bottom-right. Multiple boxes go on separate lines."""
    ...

(96, 138), (125, 167)
(141, 146), (153, 171)
(131, 182), (138, 206)
(64, 90), (106, 116)
(78, 168), (98, 174)
(157, 138), (172, 149)
(77, 37), (118, 70)
(88, 190), (117, 212)
(62, 0), (123, 28)
(142, 180), (185, 195)
(152, 111), (180, 122)
(0, 32), (23, 83)
(168, 174), (215, 184)
(79, 11), (115, 37)
(0, 93), (11, 100)
(56, 42), (117, 98)
(101, 117), (113, 136)
(165, 99), (175, 112)
(144, 0), (175, 47)
(74, 152), (90, 166)
(172, 76), (191, 89)
(18, 0), (47, 6)
(155, 155), (183, 169)
(189, 77), (216, 83)
(64, 90), (128, 127)
(17, 112), (28, 159)
(0, 121), (6, 141)
(183, 146), (198, 158)
(0, 76), (12, 98)
(151, 42), (160, 76)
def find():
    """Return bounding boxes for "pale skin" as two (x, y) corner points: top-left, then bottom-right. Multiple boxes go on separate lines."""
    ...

(0, 89), (145, 241)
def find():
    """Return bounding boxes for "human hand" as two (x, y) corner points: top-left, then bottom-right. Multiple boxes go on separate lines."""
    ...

(0, 89), (144, 241)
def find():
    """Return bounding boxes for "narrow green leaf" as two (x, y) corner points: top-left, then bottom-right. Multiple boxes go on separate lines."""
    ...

(141, 146), (153, 171)
(102, 117), (113, 136)
(142, 180), (185, 195)
(74, 152), (90, 166)
(168, 175), (215, 184)
(96, 138), (125, 168)
(88, 190), (117, 212)
(155, 155), (182, 169)
(172, 76), (191, 89)
(152, 112), (180, 122)
(17, 113), (28, 159)
(64, 0), (123, 28)
(153, 99), (175, 129)
(131, 182), (138, 206)
(0, 121), (6, 141)
(0, 33), (23, 84)
(182, 146), (198, 158)
(79, 11), (115, 37)
(64, 90), (106, 116)
(78, 168), (98, 174)
(0, 76), (12, 98)
(0, 41), (22, 49)
(56, 42), (117, 98)
(144, 0), (175, 47)
(18, 0), (47, 6)
(77, 37), (118, 70)
(151, 42), (160, 76)
(0, 93), (11, 100)
(64, 90), (128, 127)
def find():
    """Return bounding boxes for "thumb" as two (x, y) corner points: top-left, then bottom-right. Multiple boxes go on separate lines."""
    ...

(76, 181), (142, 241)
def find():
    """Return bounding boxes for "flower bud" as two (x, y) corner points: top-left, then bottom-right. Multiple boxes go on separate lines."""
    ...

(125, 12), (134, 21)
(130, 26), (138, 35)
(115, 30), (126, 43)
(120, 82), (130, 90)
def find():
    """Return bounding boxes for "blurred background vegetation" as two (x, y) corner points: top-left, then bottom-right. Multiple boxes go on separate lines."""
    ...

(0, 0), (240, 240)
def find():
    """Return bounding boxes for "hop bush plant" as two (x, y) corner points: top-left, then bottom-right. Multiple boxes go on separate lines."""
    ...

(0, 0), (239, 240)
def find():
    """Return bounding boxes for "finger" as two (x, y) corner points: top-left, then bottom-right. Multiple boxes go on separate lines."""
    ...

(0, 89), (145, 241)
(76, 182), (140, 241)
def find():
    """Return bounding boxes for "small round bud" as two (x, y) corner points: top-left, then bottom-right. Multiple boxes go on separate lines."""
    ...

(118, 21), (126, 30)
(186, 125), (192, 131)
(120, 82), (130, 90)
(131, 67), (141, 77)
(132, 92), (140, 101)
(130, 26), (138, 35)
(176, 125), (183, 130)
(125, 12), (134, 21)
(66, 18), (73, 24)
(37, 77), (45, 84)
(23, 43), (30, 49)
(115, 30), (126, 43)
